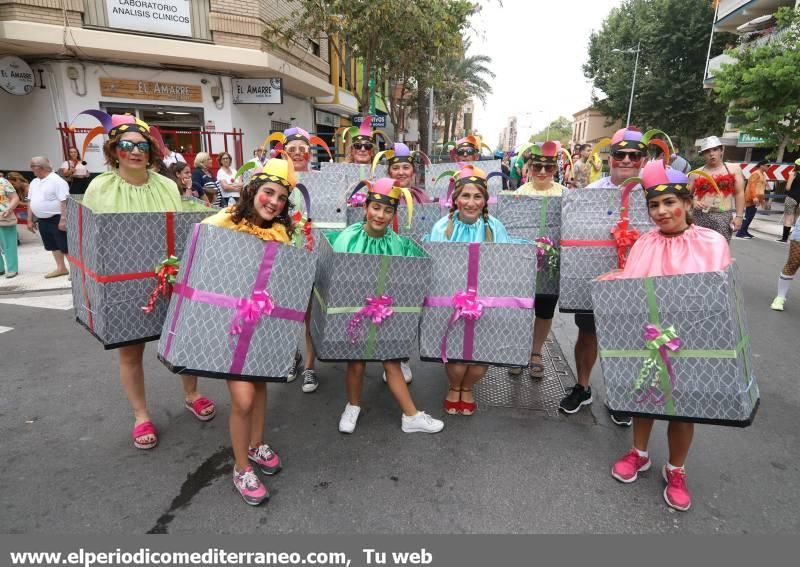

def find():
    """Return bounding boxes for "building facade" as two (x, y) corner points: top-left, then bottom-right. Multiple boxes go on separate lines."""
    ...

(0, 1), (367, 172)
(571, 106), (622, 147)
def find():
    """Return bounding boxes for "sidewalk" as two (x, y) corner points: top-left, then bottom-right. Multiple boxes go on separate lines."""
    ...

(746, 209), (788, 240)
(0, 226), (71, 295)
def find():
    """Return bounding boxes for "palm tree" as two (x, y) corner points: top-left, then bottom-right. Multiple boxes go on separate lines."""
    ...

(436, 52), (494, 143)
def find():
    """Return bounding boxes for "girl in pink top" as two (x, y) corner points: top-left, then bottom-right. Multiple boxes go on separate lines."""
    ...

(602, 160), (730, 512)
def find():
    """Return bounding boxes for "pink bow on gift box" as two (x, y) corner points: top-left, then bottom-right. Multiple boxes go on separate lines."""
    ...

(346, 295), (395, 343)
(230, 290), (275, 336)
(452, 289), (484, 320)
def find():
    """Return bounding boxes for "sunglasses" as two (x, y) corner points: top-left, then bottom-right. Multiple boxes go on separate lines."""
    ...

(611, 150), (644, 162)
(531, 163), (557, 173)
(286, 146), (309, 155)
(117, 140), (150, 153)
(457, 148), (478, 156)
(352, 143), (373, 151)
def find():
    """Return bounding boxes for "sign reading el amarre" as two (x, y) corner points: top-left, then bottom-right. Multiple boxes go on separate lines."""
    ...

(0, 56), (34, 96)
(105, 0), (192, 38)
(100, 77), (203, 102)
(232, 78), (283, 104)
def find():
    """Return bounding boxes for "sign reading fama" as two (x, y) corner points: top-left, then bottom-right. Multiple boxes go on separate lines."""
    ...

(105, 0), (192, 38)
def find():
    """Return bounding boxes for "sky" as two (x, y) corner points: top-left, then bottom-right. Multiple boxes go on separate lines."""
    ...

(468, 0), (625, 148)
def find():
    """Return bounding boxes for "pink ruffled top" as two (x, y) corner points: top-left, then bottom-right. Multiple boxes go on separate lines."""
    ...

(600, 225), (731, 280)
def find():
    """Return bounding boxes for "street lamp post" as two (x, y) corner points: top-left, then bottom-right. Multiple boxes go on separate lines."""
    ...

(613, 41), (641, 127)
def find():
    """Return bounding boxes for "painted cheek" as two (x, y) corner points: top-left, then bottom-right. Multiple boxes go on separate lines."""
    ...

(673, 208), (683, 217)
(118, 150), (129, 159)
(257, 193), (269, 205)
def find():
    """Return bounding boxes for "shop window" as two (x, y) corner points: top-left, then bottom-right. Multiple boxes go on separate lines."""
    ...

(271, 120), (291, 133)
(310, 40), (321, 57)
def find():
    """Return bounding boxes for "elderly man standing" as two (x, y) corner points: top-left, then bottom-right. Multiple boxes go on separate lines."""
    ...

(27, 156), (70, 278)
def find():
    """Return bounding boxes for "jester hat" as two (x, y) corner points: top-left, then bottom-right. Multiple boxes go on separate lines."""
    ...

(263, 126), (333, 161)
(70, 109), (167, 161)
(446, 134), (492, 158)
(371, 142), (431, 175)
(349, 177), (414, 228)
(621, 159), (719, 204)
(591, 127), (674, 164)
(435, 163), (506, 204)
(239, 156), (312, 217)
(517, 140), (573, 168)
(338, 115), (392, 147)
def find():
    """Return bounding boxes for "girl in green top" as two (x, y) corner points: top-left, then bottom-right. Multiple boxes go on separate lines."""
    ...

(333, 178), (443, 435)
(80, 112), (216, 450)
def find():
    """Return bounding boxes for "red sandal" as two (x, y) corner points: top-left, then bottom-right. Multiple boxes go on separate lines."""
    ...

(132, 421), (158, 450)
(444, 387), (461, 415)
(460, 388), (476, 416)
(185, 396), (217, 422)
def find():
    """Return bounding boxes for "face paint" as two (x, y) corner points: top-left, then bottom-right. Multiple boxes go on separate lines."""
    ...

(118, 150), (129, 159)
(258, 192), (269, 205)
(673, 208), (683, 217)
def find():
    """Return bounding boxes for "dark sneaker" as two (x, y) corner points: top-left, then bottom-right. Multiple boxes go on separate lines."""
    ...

(301, 369), (319, 393)
(605, 401), (633, 426)
(559, 384), (592, 414)
(286, 352), (302, 383)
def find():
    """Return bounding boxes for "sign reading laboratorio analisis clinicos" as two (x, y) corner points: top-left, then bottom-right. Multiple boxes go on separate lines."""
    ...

(232, 79), (284, 104)
(105, 0), (192, 37)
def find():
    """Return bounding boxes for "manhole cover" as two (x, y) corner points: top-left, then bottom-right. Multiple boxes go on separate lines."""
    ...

(474, 333), (574, 416)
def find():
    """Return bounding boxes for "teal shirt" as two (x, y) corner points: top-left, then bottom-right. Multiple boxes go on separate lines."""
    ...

(330, 222), (424, 257)
(425, 212), (515, 243)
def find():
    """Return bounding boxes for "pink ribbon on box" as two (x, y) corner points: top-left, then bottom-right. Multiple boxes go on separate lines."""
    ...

(230, 290), (275, 336)
(422, 242), (534, 362)
(346, 295), (395, 344)
(163, 226), (306, 376)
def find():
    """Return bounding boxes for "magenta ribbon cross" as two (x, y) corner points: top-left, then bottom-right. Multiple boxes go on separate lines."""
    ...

(346, 295), (395, 344)
(423, 242), (534, 362)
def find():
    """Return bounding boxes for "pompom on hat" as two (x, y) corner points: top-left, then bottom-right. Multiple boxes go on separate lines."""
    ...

(70, 109), (168, 162)
(262, 126), (333, 161)
(371, 142), (431, 176)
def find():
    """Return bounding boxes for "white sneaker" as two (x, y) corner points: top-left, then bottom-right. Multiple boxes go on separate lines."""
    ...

(338, 403), (361, 434)
(383, 361), (413, 384)
(401, 411), (444, 434)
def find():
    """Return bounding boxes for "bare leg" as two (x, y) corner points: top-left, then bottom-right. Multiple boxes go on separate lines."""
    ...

(248, 383), (267, 447)
(575, 329), (598, 389)
(227, 380), (255, 471)
(119, 343), (152, 443)
(384, 361), (417, 416)
(52, 250), (67, 272)
(632, 417), (656, 451)
(531, 316), (553, 367)
(179, 375), (214, 417)
(444, 362), (467, 403)
(460, 365), (488, 405)
(666, 422), (694, 467)
(345, 361), (365, 406)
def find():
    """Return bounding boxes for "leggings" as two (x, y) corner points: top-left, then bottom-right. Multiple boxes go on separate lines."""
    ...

(783, 241), (800, 276)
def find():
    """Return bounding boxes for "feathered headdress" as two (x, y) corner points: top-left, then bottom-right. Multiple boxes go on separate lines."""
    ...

(371, 142), (431, 176)
(70, 109), (167, 161)
(262, 126), (333, 161)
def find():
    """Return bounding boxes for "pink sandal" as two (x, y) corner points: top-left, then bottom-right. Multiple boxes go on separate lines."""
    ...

(185, 396), (216, 422)
(132, 421), (158, 450)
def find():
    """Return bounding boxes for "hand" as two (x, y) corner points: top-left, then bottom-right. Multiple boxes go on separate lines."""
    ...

(732, 216), (743, 230)
(58, 218), (67, 232)
(27, 221), (37, 234)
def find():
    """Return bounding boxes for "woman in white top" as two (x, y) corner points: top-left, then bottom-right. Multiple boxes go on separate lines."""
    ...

(59, 147), (91, 195)
(215, 151), (242, 206)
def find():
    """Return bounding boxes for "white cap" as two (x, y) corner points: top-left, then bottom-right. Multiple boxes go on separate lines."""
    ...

(698, 136), (723, 153)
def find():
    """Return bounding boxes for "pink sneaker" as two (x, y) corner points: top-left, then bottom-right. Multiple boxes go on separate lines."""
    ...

(233, 466), (269, 506)
(611, 448), (652, 483)
(248, 443), (282, 475)
(662, 465), (692, 511)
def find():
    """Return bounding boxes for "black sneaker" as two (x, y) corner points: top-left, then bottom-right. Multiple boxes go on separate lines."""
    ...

(605, 402), (633, 426)
(301, 369), (318, 393)
(286, 351), (302, 383)
(559, 384), (592, 414)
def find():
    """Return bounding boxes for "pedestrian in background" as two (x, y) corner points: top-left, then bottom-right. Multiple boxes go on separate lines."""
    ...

(27, 156), (70, 279)
(58, 146), (91, 195)
(572, 144), (593, 188)
(191, 152), (217, 203)
(777, 159), (800, 242)
(216, 151), (242, 206)
(736, 159), (768, 239)
(169, 161), (193, 198)
(0, 176), (20, 278)
(161, 142), (184, 168)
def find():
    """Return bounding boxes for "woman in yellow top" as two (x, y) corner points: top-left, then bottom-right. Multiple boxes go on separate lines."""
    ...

(78, 110), (217, 452)
(506, 142), (568, 378)
(201, 158), (301, 506)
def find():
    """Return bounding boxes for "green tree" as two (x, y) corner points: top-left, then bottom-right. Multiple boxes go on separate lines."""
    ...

(435, 50), (495, 143)
(715, 7), (800, 161)
(528, 116), (573, 146)
(583, 0), (732, 149)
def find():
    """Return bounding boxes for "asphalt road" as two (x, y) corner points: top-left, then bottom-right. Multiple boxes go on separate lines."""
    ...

(1, 235), (798, 534)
